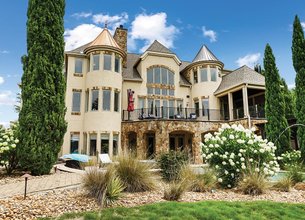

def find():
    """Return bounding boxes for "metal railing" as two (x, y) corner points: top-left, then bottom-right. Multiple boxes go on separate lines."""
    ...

(249, 105), (265, 119)
(122, 107), (228, 121)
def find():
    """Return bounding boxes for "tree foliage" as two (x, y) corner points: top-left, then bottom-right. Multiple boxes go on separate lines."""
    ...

(264, 44), (291, 155)
(292, 15), (305, 160)
(18, 0), (67, 175)
(280, 78), (296, 119)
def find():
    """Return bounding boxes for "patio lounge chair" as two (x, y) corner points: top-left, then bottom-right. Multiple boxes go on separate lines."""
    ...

(99, 153), (113, 165)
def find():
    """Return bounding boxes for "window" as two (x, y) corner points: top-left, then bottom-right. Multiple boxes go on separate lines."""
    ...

(147, 69), (153, 83)
(193, 69), (198, 83)
(75, 58), (83, 74)
(202, 98), (209, 116)
(104, 54), (112, 71)
(162, 89), (168, 96)
(114, 91), (119, 112)
(155, 68), (161, 84)
(169, 89), (175, 96)
(169, 100), (175, 118)
(93, 54), (99, 71)
(168, 71), (174, 85)
(147, 87), (154, 94)
(148, 99), (154, 114)
(138, 98), (145, 109)
(72, 91), (81, 112)
(200, 68), (208, 82)
(101, 134), (109, 154)
(155, 88), (161, 95)
(90, 134), (97, 156)
(195, 101), (200, 117)
(161, 68), (168, 84)
(113, 134), (119, 156)
(115, 56), (120, 73)
(155, 100), (161, 116)
(103, 90), (111, 111)
(85, 90), (89, 112)
(210, 68), (217, 81)
(91, 90), (99, 111)
(163, 100), (168, 118)
(70, 133), (79, 153)
(177, 100), (183, 115)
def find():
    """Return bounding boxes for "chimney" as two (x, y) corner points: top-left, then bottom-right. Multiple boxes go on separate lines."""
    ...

(114, 25), (127, 67)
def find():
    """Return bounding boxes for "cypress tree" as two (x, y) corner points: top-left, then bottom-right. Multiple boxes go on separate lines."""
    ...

(292, 15), (305, 159)
(280, 78), (295, 120)
(264, 44), (291, 156)
(18, 0), (67, 175)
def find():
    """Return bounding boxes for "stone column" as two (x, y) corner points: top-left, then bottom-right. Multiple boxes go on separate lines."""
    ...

(228, 92), (233, 120)
(86, 132), (90, 155)
(242, 86), (249, 118)
(193, 132), (203, 164)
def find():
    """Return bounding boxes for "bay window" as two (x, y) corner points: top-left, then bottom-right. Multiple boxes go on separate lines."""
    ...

(72, 91), (81, 112)
(104, 54), (112, 71)
(103, 89), (111, 111)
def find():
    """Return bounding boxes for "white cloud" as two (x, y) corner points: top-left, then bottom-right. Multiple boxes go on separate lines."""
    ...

(0, 91), (16, 106)
(0, 76), (4, 85)
(0, 121), (10, 128)
(288, 83), (295, 89)
(236, 53), (261, 68)
(0, 50), (9, 54)
(64, 24), (103, 51)
(130, 12), (179, 52)
(92, 12), (128, 31)
(302, 22), (305, 30)
(202, 26), (217, 42)
(72, 12), (92, 19)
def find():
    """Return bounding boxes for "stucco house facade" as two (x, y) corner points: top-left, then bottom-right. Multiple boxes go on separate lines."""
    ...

(62, 25), (266, 163)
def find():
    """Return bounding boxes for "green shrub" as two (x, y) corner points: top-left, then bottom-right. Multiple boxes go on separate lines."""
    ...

(239, 171), (269, 196)
(82, 167), (124, 207)
(273, 176), (292, 192)
(158, 150), (189, 182)
(114, 153), (157, 192)
(287, 165), (304, 184)
(202, 124), (280, 188)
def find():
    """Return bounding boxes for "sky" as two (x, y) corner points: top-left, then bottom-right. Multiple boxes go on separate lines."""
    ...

(0, 0), (305, 127)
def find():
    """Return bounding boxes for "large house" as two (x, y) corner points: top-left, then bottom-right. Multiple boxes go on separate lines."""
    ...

(62, 25), (266, 163)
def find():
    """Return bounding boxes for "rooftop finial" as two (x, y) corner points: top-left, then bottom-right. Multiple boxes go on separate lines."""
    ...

(105, 21), (108, 29)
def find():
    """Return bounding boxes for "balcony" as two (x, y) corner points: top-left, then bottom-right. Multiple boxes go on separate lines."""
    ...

(122, 105), (265, 122)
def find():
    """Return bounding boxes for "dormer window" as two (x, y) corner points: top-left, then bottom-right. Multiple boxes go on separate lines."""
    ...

(210, 68), (217, 82)
(93, 54), (100, 71)
(104, 54), (112, 71)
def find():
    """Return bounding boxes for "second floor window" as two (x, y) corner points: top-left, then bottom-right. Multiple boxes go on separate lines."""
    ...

(202, 98), (209, 116)
(103, 90), (111, 111)
(200, 68), (208, 82)
(115, 56), (120, 73)
(85, 90), (89, 112)
(193, 69), (198, 84)
(74, 58), (83, 74)
(104, 54), (112, 71)
(210, 68), (217, 81)
(91, 89), (99, 111)
(72, 91), (81, 112)
(93, 54), (99, 71)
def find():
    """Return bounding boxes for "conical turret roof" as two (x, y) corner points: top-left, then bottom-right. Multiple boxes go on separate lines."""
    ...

(192, 45), (219, 62)
(84, 28), (125, 56)
(89, 28), (121, 48)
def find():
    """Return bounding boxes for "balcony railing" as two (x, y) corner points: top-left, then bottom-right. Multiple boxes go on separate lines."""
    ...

(232, 105), (265, 120)
(122, 107), (229, 121)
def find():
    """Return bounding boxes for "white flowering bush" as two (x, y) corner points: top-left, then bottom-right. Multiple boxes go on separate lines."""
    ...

(201, 124), (280, 188)
(0, 122), (19, 174)
(280, 150), (302, 168)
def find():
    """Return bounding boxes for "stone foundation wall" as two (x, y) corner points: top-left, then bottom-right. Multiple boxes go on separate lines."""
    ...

(121, 119), (267, 164)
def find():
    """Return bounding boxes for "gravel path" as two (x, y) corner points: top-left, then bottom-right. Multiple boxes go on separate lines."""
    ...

(0, 185), (304, 220)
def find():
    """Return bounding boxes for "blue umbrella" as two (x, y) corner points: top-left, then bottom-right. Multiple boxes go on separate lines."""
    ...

(61, 154), (91, 163)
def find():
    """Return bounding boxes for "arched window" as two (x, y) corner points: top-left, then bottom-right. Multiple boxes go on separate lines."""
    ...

(146, 66), (175, 96)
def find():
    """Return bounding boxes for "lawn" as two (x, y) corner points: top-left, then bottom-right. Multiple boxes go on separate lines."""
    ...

(42, 200), (305, 220)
